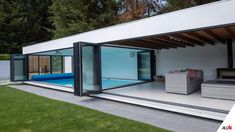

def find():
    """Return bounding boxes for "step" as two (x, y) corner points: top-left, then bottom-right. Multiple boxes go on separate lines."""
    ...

(91, 93), (227, 121)
(23, 81), (74, 93)
(103, 92), (229, 114)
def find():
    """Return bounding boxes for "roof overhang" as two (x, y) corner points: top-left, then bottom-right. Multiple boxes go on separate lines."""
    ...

(23, 0), (235, 54)
(108, 25), (235, 49)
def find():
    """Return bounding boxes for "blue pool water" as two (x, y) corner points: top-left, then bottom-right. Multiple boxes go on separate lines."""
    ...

(40, 78), (142, 89)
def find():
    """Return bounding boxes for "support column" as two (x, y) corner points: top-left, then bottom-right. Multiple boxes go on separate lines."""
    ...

(73, 43), (81, 96)
(150, 50), (156, 81)
(226, 39), (233, 68)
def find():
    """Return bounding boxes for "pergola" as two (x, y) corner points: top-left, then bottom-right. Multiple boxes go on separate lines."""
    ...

(109, 26), (235, 50)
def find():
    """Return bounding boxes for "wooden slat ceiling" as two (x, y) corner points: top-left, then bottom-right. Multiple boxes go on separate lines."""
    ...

(107, 25), (235, 49)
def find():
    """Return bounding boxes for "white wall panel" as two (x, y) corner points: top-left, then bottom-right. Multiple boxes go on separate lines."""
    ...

(156, 42), (235, 81)
(64, 57), (72, 73)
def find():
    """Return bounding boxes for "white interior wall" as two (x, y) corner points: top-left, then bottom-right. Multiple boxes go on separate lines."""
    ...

(156, 42), (235, 81)
(64, 56), (72, 73)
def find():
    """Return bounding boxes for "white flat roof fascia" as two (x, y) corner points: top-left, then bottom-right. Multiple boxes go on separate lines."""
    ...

(23, 0), (235, 54)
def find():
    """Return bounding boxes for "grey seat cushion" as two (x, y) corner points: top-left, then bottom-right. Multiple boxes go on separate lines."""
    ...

(202, 80), (235, 88)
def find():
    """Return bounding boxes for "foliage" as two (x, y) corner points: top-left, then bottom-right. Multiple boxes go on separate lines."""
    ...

(161, 0), (219, 13)
(111, 0), (218, 23)
(0, 86), (168, 132)
(0, 0), (53, 54)
(0, 54), (10, 60)
(50, 0), (119, 38)
(116, 0), (164, 22)
(52, 56), (62, 73)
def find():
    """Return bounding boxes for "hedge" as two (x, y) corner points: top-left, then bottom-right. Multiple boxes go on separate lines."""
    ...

(0, 54), (10, 60)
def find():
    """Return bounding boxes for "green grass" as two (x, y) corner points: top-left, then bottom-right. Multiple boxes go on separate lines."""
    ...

(0, 86), (168, 132)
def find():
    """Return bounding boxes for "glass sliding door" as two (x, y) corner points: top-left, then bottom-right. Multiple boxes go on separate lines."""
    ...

(39, 56), (51, 74)
(137, 51), (152, 81)
(74, 42), (101, 96)
(101, 46), (145, 90)
(28, 56), (39, 79)
(10, 54), (28, 81)
(81, 44), (101, 95)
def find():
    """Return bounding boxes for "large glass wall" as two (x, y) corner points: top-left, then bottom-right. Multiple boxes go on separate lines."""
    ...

(28, 48), (73, 82)
(101, 46), (153, 90)
(25, 46), (153, 95)
(29, 55), (64, 78)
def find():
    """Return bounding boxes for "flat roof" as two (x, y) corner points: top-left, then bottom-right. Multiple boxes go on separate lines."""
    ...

(23, 0), (235, 54)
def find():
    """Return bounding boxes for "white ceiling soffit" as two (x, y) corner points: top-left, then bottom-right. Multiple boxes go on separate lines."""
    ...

(23, 0), (235, 54)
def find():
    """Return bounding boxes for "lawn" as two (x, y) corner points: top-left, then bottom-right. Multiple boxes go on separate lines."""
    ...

(0, 86), (168, 132)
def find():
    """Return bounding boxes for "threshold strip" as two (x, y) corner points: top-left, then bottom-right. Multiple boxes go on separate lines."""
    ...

(23, 81), (74, 93)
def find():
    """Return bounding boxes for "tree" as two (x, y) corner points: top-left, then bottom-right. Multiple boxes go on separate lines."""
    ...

(116, 0), (219, 23)
(0, 0), (53, 53)
(116, 0), (164, 23)
(0, 54), (10, 60)
(162, 0), (219, 13)
(50, 0), (119, 38)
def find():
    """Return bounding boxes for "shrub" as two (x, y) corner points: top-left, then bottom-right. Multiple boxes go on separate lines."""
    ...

(0, 54), (10, 60)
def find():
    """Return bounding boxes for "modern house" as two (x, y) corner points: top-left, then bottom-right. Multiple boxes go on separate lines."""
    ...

(10, 0), (235, 121)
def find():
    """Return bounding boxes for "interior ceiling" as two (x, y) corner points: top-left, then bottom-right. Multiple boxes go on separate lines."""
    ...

(108, 25), (235, 50)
